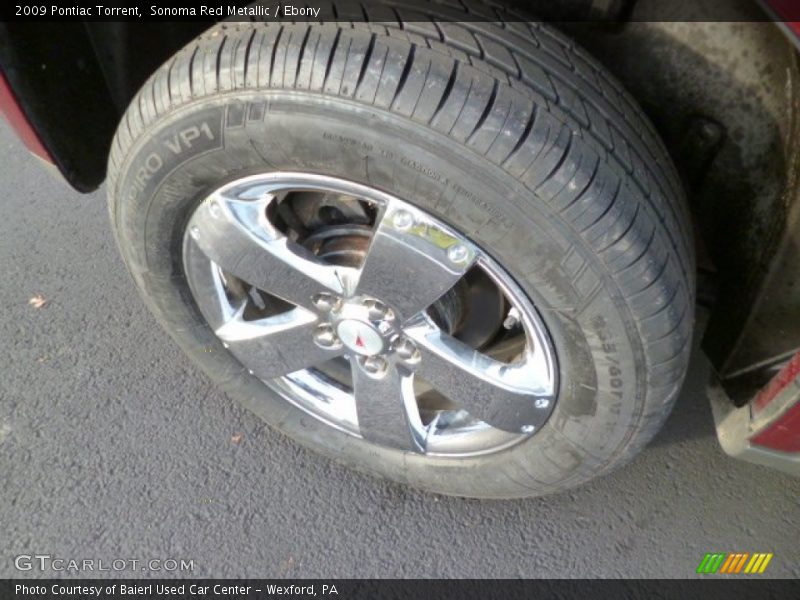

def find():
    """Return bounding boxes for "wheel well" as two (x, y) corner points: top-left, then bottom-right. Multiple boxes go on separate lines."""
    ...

(0, 22), (208, 191)
(565, 18), (800, 391)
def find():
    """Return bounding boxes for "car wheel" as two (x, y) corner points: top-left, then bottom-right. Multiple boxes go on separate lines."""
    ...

(108, 15), (694, 498)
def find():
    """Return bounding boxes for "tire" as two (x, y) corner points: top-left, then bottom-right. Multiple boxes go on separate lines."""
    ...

(107, 12), (694, 498)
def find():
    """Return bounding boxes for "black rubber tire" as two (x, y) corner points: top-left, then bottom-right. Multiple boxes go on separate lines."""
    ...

(107, 12), (694, 498)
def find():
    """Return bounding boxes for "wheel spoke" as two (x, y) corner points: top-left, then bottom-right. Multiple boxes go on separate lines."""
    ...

(404, 318), (554, 433)
(355, 202), (477, 323)
(217, 307), (344, 379)
(183, 236), (242, 331)
(188, 192), (357, 312)
(351, 358), (424, 452)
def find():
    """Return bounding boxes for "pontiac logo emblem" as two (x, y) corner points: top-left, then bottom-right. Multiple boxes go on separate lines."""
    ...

(336, 320), (384, 356)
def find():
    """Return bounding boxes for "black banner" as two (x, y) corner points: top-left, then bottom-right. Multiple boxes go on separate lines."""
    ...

(1, 0), (799, 23)
(3, 579), (800, 600)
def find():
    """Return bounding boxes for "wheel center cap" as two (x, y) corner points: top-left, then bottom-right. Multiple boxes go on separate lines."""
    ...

(336, 319), (384, 356)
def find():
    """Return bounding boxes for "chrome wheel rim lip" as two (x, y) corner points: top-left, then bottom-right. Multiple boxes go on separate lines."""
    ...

(182, 172), (558, 458)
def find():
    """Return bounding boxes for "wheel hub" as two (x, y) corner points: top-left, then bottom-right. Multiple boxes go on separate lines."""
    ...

(313, 294), (415, 363)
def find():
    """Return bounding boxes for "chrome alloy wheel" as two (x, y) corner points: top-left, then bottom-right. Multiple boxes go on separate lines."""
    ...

(182, 173), (557, 457)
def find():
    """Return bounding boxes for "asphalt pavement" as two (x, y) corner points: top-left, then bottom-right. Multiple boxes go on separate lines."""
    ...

(1, 118), (798, 578)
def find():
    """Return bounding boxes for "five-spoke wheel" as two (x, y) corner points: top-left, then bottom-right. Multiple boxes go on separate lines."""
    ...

(183, 173), (557, 457)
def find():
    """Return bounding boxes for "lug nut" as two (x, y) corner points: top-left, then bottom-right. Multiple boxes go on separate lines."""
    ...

(392, 210), (415, 231)
(313, 324), (340, 349)
(534, 397), (550, 409)
(393, 337), (421, 365)
(446, 243), (470, 264)
(312, 292), (339, 313)
(362, 298), (393, 321)
(361, 355), (388, 377)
